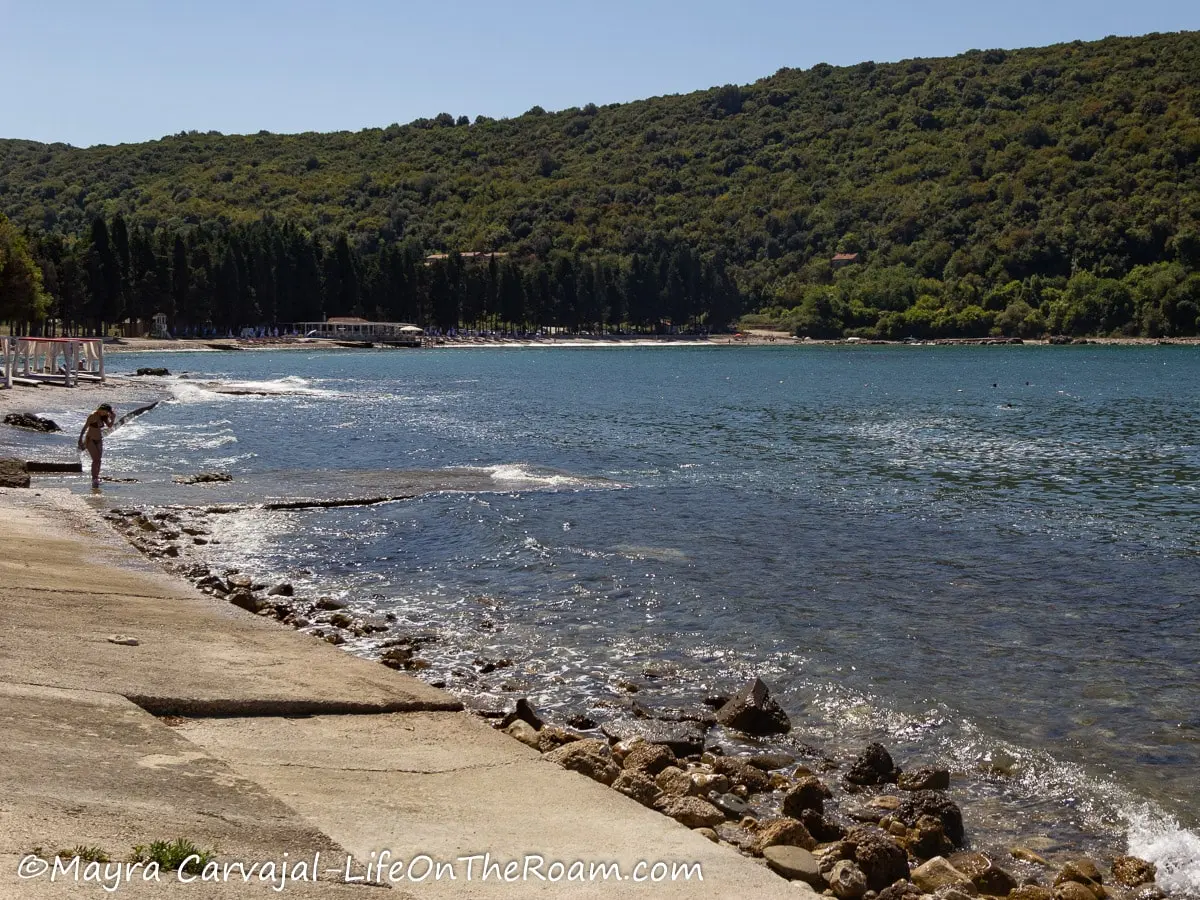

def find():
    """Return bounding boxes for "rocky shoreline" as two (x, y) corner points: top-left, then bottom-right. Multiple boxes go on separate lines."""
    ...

(95, 502), (1177, 900)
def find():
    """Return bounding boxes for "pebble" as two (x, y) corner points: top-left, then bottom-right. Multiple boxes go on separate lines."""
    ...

(106, 635), (140, 646)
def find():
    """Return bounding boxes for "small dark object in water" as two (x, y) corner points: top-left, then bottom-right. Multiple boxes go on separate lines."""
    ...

(135, 367), (170, 376)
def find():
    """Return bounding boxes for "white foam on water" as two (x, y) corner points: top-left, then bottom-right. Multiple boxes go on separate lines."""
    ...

(169, 376), (341, 401)
(483, 464), (593, 489)
(1126, 808), (1200, 897)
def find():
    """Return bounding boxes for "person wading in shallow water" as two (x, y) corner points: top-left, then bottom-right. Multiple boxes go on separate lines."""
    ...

(78, 403), (116, 488)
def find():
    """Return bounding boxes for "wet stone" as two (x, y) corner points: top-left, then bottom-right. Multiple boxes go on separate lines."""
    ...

(709, 792), (750, 818)
(899, 767), (951, 791)
(762, 845), (823, 887)
(600, 717), (707, 757)
(845, 743), (898, 786)
(749, 751), (796, 771)
(714, 677), (791, 736)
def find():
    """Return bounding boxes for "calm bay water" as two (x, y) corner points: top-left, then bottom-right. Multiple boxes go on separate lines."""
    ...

(32, 344), (1200, 885)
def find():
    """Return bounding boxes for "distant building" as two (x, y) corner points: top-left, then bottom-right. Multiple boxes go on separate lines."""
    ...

(295, 317), (423, 344)
(832, 252), (860, 268)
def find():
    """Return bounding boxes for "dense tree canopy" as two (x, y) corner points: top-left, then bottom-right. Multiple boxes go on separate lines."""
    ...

(0, 213), (49, 323)
(0, 31), (1197, 337)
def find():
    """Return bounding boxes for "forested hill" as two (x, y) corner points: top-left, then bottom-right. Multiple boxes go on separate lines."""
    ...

(1, 30), (1199, 338)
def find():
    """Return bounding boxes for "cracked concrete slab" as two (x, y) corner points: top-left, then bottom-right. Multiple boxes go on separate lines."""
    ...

(0, 492), (459, 714)
(179, 713), (800, 898)
(0, 683), (373, 898)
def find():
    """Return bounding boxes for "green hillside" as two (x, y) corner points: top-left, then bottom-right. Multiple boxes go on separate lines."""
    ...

(1, 31), (1198, 337)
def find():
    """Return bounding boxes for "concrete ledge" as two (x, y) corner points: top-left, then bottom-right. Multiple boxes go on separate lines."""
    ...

(180, 712), (800, 898)
(0, 683), (341, 861)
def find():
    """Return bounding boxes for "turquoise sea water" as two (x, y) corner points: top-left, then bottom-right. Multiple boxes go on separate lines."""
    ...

(12, 344), (1200, 887)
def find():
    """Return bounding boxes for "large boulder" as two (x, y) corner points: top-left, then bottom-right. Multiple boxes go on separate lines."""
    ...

(896, 790), (965, 847)
(543, 739), (620, 786)
(0, 458), (30, 488)
(3, 412), (60, 432)
(844, 826), (910, 891)
(714, 677), (791, 735)
(845, 743), (898, 786)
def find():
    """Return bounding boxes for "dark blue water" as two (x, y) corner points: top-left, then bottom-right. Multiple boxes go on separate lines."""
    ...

(39, 345), (1200, 885)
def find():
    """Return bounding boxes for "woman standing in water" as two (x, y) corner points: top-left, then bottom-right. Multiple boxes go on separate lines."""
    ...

(78, 403), (116, 488)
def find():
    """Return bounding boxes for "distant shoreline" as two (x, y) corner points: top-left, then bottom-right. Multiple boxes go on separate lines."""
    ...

(93, 333), (1200, 354)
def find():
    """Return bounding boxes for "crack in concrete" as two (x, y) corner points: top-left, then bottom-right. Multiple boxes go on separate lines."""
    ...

(268, 760), (522, 775)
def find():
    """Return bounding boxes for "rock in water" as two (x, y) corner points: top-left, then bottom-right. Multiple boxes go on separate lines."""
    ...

(135, 367), (170, 376)
(714, 677), (791, 735)
(845, 742), (898, 786)
(1110, 856), (1156, 888)
(3, 413), (60, 432)
(899, 766), (951, 791)
(600, 717), (707, 756)
(711, 756), (771, 793)
(783, 775), (830, 817)
(897, 790), (965, 847)
(947, 851), (1018, 896)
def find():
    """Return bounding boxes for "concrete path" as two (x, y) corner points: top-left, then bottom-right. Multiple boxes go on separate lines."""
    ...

(0, 488), (804, 897)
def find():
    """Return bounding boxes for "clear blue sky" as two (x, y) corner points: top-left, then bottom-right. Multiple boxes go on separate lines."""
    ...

(1, 0), (1195, 147)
